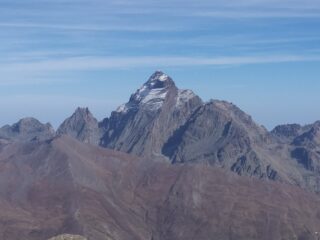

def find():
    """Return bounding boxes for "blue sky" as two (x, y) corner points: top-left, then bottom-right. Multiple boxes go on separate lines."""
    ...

(1, 0), (320, 129)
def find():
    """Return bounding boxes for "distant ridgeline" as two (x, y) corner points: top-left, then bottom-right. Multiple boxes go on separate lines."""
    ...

(0, 71), (320, 240)
(2, 71), (320, 193)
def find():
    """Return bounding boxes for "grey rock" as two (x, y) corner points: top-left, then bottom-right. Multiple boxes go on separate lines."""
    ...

(271, 123), (303, 143)
(57, 107), (102, 145)
(289, 123), (320, 176)
(271, 121), (320, 191)
(100, 71), (203, 157)
(162, 100), (277, 179)
(96, 72), (320, 191)
(0, 117), (55, 142)
(5, 71), (320, 193)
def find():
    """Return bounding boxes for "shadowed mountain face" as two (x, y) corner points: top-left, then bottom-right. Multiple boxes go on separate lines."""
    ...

(99, 71), (203, 157)
(271, 122), (320, 191)
(162, 100), (270, 173)
(0, 118), (55, 142)
(271, 124), (304, 143)
(0, 136), (320, 240)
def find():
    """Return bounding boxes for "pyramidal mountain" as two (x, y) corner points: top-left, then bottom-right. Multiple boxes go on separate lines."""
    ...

(1, 71), (320, 240)
(100, 71), (203, 157)
(54, 71), (320, 191)
(57, 107), (102, 145)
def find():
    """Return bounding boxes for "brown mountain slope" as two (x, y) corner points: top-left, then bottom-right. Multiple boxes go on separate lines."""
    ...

(0, 136), (319, 240)
(48, 235), (86, 240)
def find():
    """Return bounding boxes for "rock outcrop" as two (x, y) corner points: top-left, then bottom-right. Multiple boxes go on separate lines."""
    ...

(57, 107), (102, 145)
(100, 71), (203, 157)
(56, 71), (320, 191)
(0, 117), (55, 142)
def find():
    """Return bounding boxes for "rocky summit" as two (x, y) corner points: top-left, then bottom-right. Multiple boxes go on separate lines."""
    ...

(0, 117), (55, 142)
(99, 70), (203, 157)
(55, 71), (320, 193)
(1, 71), (320, 240)
(57, 107), (102, 145)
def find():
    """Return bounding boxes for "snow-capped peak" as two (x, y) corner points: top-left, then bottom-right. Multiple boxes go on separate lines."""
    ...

(149, 71), (169, 83)
(116, 71), (176, 113)
(146, 71), (175, 88)
(159, 74), (169, 81)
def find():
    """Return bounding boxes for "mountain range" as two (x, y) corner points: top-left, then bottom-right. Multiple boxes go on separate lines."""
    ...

(0, 71), (320, 240)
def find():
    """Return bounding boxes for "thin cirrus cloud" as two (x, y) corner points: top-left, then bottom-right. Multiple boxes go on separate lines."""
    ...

(1, 54), (320, 83)
(90, 0), (320, 18)
(189, 9), (320, 18)
(0, 22), (182, 32)
(2, 0), (320, 24)
(3, 55), (320, 71)
(1, 0), (320, 128)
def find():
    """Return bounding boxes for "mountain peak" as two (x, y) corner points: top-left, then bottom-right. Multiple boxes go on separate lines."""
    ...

(135, 71), (176, 102)
(15, 117), (54, 134)
(74, 107), (91, 117)
(57, 107), (102, 144)
(150, 70), (170, 81)
(144, 71), (175, 89)
(0, 117), (55, 142)
(116, 71), (177, 113)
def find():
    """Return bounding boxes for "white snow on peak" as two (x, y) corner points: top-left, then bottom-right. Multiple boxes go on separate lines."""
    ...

(149, 72), (169, 83)
(115, 103), (128, 113)
(176, 89), (196, 108)
(158, 73), (169, 81)
(116, 85), (168, 113)
(135, 85), (168, 107)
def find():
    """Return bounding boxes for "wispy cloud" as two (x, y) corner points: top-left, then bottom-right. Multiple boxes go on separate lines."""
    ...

(190, 9), (320, 18)
(0, 22), (182, 32)
(8, 55), (320, 69)
(1, 54), (320, 84)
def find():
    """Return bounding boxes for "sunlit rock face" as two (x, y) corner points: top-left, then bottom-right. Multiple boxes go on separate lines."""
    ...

(100, 71), (203, 157)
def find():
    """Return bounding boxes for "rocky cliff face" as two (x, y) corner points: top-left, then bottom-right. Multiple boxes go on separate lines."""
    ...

(100, 71), (203, 157)
(162, 100), (281, 179)
(270, 121), (320, 191)
(271, 123), (304, 143)
(6, 71), (317, 192)
(0, 117), (55, 142)
(57, 107), (102, 145)
(54, 71), (320, 191)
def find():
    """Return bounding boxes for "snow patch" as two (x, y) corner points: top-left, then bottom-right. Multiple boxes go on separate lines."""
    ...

(134, 83), (168, 106)
(117, 86), (168, 113)
(149, 72), (169, 83)
(115, 104), (128, 113)
(141, 89), (167, 104)
(176, 89), (195, 108)
(158, 74), (169, 81)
